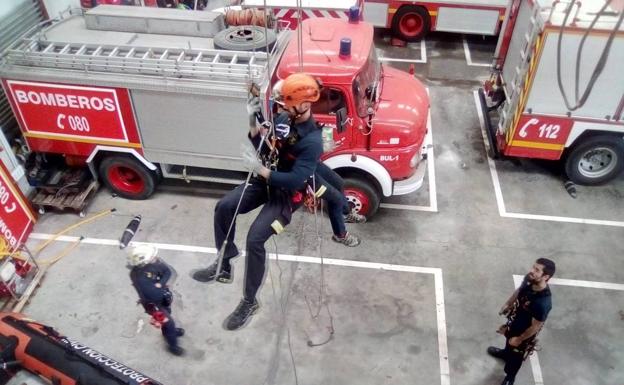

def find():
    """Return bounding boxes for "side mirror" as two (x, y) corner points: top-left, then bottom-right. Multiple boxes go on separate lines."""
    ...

(336, 107), (347, 134)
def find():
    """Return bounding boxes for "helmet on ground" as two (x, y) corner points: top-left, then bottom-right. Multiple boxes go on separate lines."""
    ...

(281, 73), (320, 108)
(128, 244), (158, 266)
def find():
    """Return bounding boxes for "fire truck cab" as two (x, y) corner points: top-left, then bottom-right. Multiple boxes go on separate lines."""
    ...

(0, 6), (430, 218)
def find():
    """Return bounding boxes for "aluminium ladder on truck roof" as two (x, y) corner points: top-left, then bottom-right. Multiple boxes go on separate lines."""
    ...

(0, 14), (288, 93)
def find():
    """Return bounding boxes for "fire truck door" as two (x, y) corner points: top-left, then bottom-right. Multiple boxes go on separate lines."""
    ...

(311, 87), (351, 151)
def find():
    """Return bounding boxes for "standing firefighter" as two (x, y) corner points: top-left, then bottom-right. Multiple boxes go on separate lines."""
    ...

(488, 258), (556, 385)
(193, 73), (324, 330)
(128, 245), (185, 356)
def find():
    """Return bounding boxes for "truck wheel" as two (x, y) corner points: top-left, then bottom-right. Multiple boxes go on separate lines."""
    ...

(343, 177), (381, 219)
(564, 135), (624, 185)
(391, 6), (430, 42)
(99, 156), (157, 200)
(213, 25), (276, 51)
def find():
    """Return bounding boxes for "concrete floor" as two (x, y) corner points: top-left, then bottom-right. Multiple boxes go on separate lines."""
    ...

(16, 29), (624, 385)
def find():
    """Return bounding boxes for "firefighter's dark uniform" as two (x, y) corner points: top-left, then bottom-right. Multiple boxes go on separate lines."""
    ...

(129, 261), (181, 352)
(502, 274), (552, 382)
(214, 113), (323, 302)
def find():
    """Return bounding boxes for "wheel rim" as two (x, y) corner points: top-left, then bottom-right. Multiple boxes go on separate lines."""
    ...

(226, 27), (263, 45)
(344, 187), (370, 215)
(577, 147), (618, 179)
(399, 12), (424, 38)
(108, 165), (145, 195)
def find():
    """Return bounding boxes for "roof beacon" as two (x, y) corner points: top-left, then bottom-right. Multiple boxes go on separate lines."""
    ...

(339, 38), (351, 58)
(348, 6), (359, 23)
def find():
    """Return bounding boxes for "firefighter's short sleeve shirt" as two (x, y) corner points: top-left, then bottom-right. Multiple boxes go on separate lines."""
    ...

(508, 275), (552, 335)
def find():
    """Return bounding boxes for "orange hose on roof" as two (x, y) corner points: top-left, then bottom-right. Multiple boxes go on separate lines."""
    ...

(224, 8), (270, 27)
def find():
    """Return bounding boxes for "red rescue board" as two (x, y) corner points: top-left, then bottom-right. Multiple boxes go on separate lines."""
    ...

(0, 162), (35, 252)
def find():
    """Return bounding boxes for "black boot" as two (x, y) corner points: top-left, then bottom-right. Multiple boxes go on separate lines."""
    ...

(192, 261), (232, 283)
(500, 375), (514, 385)
(176, 328), (185, 337)
(167, 345), (185, 356)
(487, 346), (506, 360)
(224, 298), (259, 330)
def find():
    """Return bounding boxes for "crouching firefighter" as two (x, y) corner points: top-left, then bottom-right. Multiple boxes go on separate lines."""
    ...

(192, 73), (324, 331)
(128, 245), (185, 356)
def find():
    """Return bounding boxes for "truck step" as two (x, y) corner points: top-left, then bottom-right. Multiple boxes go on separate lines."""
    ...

(162, 164), (246, 185)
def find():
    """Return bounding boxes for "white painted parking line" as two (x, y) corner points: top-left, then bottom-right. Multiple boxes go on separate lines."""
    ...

(514, 274), (624, 291)
(512, 274), (624, 385)
(29, 232), (450, 385)
(378, 39), (427, 64)
(473, 91), (624, 228)
(462, 36), (491, 67)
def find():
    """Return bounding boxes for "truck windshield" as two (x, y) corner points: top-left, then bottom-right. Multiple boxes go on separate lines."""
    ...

(353, 44), (381, 118)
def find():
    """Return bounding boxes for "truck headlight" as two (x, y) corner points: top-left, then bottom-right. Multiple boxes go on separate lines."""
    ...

(410, 153), (420, 168)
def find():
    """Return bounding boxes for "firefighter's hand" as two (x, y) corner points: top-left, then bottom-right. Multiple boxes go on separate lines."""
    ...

(499, 305), (510, 316)
(247, 96), (262, 128)
(508, 337), (521, 347)
(241, 143), (263, 175)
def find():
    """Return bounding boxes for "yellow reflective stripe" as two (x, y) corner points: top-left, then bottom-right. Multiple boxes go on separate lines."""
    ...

(24, 132), (141, 148)
(510, 140), (564, 151)
(388, 7), (397, 13)
(507, 32), (546, 144)
(429, 11), (437, 16)
(315, 185), (327, 198)
(271, 220), (285, 234)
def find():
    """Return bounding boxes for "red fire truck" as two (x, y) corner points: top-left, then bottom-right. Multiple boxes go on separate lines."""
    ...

(480, 0), (624, 185)
(362, 0), (510, 41)
(0, 5), (430, 218)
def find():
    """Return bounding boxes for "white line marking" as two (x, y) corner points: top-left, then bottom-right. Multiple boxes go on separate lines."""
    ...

(474, 91), (506, 216)
(462, 36), (491, 67)
(513, 274), (624, 291)
(426, 101), (438, 212)
(473, 91), (624, 227)
(503, 212), (624, 227)
(379, 203), (437, 212)
(29, 232), (450, 385)
(512, 275), (545, 385)
(435, 269), (450, 385)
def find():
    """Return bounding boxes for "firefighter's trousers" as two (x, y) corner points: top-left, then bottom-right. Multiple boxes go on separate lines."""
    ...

(214, 178), (293, 301)
(315, 163), (350, 237)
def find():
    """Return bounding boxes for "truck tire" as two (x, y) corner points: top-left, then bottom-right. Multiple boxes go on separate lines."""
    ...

(99, 155), (158, 199)
(213, 25), (277, 51)
(391, 6), (430, 42)
(564, 135), (624, 185)
(343, 176), (381, 219)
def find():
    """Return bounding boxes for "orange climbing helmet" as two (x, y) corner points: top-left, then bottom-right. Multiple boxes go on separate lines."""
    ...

(281, 73), (321, 108)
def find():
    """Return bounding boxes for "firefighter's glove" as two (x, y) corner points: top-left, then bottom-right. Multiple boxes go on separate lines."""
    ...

(241, 143), (263, 175)
(247, 96), (262, 126)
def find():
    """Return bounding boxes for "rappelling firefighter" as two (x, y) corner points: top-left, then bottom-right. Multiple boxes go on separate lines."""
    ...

(192, 73), (325, 330)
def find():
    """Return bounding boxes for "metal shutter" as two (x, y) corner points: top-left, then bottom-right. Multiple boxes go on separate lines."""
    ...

(0, 1), (45, 136)
(0, 1), (44, 193)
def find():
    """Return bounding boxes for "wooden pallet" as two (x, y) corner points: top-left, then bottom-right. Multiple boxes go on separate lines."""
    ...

(32, 180), (99, 217)
(0, 264), (48, 313)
